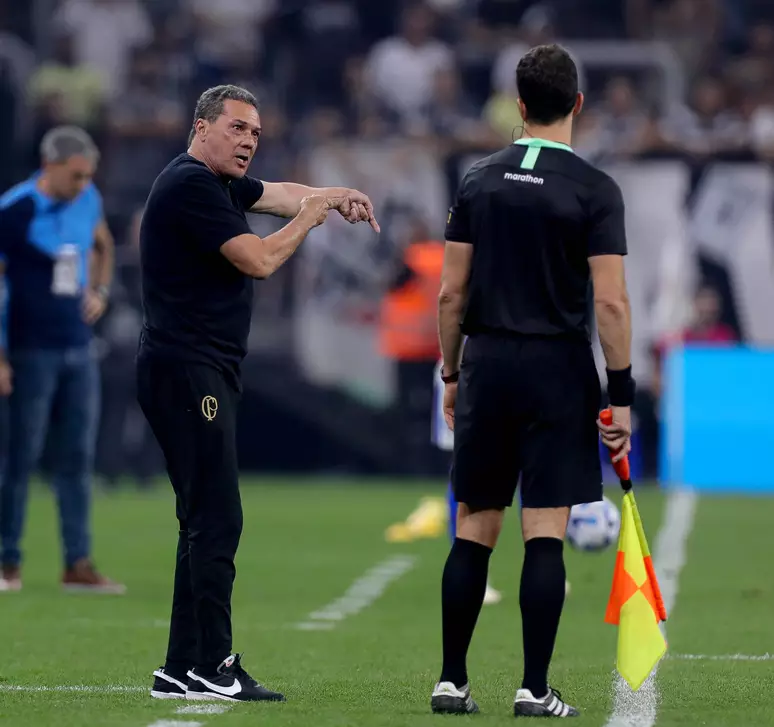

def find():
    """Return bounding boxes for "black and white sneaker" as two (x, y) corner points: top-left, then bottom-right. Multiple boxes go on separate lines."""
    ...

(431, 681), (479, 714)
(150, 667), (187, 699)
(186, 654), (286, 702)
(514, 687), (579, 718)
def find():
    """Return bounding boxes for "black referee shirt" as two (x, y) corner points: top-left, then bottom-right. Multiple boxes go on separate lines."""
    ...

(445, 138), (626, 340)
(138, 153), (265, 388)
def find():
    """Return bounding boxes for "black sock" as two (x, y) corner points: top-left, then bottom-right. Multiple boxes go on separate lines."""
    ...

(520, 537), (566, 697)
(440, 537), (493, 688)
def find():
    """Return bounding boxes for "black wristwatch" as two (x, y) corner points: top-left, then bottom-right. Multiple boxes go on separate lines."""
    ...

(441, 369), (459, 384)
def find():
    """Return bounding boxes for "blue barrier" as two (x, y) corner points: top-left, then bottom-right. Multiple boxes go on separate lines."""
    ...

(660, 345), (774, 492)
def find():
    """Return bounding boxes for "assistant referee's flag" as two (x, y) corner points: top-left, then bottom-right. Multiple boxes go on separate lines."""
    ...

(599, 409), (667, 692)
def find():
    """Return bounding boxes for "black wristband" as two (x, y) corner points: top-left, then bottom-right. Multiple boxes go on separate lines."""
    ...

(606, 366), (635, 407)
(441, 369), (459, 384)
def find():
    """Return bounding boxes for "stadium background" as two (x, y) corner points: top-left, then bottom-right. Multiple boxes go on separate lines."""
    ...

(2, 3), (774, 726)
(1, 0), (772, 485)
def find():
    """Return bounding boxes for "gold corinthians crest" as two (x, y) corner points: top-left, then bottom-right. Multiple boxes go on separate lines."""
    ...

(201, 395), (218, 421)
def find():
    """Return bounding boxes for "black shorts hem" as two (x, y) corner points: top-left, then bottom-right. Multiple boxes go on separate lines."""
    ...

(451, 490), (516, 511)
(520, 478), (603, 509)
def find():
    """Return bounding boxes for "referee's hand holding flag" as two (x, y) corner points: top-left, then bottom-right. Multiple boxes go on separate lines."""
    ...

(597, 405), (632, 462)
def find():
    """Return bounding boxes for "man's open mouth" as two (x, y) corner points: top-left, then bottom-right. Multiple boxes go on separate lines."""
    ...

(235, 154), (249, 165)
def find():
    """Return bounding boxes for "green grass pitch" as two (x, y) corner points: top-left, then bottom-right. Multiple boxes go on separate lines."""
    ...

(0, 479), (772, 726)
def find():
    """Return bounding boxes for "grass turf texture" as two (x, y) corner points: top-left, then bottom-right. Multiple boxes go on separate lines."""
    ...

(0, 480), (772, 726)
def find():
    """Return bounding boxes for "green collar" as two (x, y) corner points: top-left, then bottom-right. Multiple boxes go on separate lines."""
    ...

(514, 138), (573, 153)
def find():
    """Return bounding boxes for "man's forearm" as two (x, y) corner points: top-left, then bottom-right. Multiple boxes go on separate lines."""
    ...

(254, 216), (314, 277)
(91, 222), (114, 290)
(90, 247), (113, 289)
(275, 183), (348, 217)
(595, 296), (631, 371)
(438, 291), (465, 373)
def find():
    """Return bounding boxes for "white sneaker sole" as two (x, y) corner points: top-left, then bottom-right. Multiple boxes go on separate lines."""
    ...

(186, 690), (240, 702)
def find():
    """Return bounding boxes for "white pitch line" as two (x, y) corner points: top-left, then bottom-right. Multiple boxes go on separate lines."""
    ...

(176, 705), (232, 715)
(670, 653), (773, 662)
(292, 554), (416, 630)
(0, 685), (146, 693)
(604, 488), (698, 727)
(147, 722), (202, 727)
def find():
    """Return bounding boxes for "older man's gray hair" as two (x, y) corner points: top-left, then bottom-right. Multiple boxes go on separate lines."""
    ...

(188, 85), (260, 145)
(40, 126), (100, 165)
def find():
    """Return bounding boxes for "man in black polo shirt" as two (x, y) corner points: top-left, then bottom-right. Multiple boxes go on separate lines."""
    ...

(138, 85), (379, 703)
(430, 45), (634, 718)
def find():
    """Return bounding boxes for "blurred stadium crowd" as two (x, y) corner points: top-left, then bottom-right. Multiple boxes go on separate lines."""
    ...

(1, 0), (773, 483)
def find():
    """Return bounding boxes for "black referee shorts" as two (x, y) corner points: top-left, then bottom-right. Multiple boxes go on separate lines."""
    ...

(451, 334), (602, 511)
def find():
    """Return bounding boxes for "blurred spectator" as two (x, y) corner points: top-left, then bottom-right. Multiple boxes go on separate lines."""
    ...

(0, 3), (34, 45)
(650, 285), (739, 399)
(573, 76), (653, 161)
(54, 0), (153, 95)
(366, 4), (453, 123)
(104, 46), (185, 211)
(28, 34), (105, 130)
(340, 56), (401, 139)
(726, 23), (774, 94)
(151, 15), (196, 98)
(748, 88), (774, 160)
(643, 0), (723, 81)
(187, 0), (276, 86)
(295, 0), (363, 109)
(476, 0), (532, 33)
(408, 65), (500, 152)
(659, 77), (749, 156)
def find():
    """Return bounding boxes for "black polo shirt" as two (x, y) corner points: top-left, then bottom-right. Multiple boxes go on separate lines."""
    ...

(445, 138), (627, 340)
(138, 153), (264, 389)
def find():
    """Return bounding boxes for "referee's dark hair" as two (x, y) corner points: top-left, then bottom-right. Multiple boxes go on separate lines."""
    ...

(516, 44), (579, 126)
(188, 84), (260, 145)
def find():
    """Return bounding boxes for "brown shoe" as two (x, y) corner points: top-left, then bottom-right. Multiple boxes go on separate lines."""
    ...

(62, 559), (126, 595)
(0, 564), (22, 592)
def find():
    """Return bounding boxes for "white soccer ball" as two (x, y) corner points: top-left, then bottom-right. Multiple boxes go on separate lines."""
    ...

(566, 496), (621, 552)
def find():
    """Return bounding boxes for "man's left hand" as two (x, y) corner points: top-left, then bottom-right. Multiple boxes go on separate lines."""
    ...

(331, 189), (381, 233)
(443, 381), (458, 431)
(83, 288), (107, 324)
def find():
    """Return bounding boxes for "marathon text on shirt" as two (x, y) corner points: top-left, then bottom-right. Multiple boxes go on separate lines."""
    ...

(503, 172), (544, 185)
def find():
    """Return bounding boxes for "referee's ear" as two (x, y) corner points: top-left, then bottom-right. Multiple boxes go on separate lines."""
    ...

(572, 92), (584, 117)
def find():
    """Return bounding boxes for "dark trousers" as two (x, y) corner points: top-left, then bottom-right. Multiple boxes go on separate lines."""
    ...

(0, 347), (99, 568)
(137, 356), (242, 671)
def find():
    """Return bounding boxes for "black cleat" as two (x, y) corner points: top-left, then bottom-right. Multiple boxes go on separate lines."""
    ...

(514, 687), (579, 718)
(186, 654), (286, 703)
(150, 667), (187, 699)
(431, 681), (479, 714)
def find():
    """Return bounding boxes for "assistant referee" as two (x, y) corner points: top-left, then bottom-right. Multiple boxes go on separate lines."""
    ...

(138, 85), (379, 703)
(429, 45), (634, 718)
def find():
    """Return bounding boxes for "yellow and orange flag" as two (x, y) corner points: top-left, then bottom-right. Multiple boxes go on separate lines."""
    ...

(599, 409), (668, 691)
